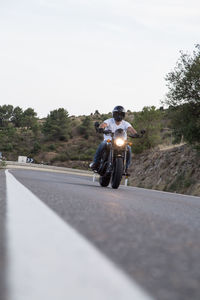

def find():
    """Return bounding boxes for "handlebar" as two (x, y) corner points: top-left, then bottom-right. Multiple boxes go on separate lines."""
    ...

(95, 122), (146, 137)
(103, 130), (145, 138)
(128, 131), (145, 139)
(128, 134), (140, 138)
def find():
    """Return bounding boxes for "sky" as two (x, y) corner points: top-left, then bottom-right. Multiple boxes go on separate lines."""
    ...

(0, 0), (200, 117)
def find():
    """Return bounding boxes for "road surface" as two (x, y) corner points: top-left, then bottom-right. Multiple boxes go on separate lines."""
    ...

(1, 168), (200, 299)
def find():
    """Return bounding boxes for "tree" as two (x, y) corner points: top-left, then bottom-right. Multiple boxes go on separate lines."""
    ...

(164, 44), (200, 144)
(94, 110), (100, 115)
(42, 108), (71, 141)
(11, 106), (23, 127)
(78, 116), (94, 139)
(22, 108), (37, 129)
(0, 105), (13, 127)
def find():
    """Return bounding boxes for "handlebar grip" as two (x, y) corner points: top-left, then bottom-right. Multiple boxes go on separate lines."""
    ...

(97, 128), (104, 133)
(130, 133), (140, 138)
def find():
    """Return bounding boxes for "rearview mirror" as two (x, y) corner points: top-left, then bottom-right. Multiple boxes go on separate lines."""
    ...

(94, 122), (100, 128)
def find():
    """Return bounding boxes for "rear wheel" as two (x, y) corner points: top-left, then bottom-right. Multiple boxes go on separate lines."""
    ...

(111, 157), (123, 189)
(99, 173), (111, 187)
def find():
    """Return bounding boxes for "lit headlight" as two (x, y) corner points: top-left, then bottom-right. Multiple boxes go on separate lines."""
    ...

(115, 138), (125, 147)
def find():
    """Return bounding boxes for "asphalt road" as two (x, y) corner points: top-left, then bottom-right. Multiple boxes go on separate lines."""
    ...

(1, 168), (200, 299)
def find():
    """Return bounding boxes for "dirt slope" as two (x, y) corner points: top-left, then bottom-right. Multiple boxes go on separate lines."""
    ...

(129, 145), (200, 196)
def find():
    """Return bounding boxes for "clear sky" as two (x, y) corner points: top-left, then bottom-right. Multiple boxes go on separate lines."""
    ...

(0, 0), (200, 117)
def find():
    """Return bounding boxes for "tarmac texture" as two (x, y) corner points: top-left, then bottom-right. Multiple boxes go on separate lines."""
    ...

(7, 168), (200, 300)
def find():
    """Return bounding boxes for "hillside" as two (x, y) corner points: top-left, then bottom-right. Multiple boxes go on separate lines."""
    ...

(0, 105), (199, 196)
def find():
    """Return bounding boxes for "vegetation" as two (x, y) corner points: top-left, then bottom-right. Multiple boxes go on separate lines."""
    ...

(0, 104), (168, 163)
(131, 106), (162, 153)
(0, 105), (38, 129)
(168, 172), (196, 193)
(164, 44), (200, 145)
(42, 108), (71, 141)
(0, 160), (6, 169)
(78, 116), (94, 139)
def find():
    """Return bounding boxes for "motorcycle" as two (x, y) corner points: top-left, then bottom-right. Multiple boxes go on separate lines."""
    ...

(94, 122), (145, 189)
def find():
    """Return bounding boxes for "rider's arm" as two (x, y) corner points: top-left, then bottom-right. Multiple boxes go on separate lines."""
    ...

(127, 126), (137, 136)
(99, 122), (108, 129)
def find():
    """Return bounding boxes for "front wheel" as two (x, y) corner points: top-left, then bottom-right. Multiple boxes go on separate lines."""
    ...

(111, 157), (123, 189)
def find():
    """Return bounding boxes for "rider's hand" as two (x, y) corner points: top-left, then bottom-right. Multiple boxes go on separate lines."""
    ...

(98, 128), (104, 133)
(130, 133), (140, 138)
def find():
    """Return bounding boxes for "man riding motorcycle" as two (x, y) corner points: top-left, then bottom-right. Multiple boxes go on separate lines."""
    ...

(90, 106), (138, 173)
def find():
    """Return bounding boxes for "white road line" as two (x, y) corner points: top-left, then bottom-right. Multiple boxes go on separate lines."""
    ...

(5, 170), (152, 300)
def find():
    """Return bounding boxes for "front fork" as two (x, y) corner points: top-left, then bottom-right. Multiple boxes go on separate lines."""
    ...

(124, 145), (127, 170)
(106, 143), (113, 173)
(107, 145), (128, 174)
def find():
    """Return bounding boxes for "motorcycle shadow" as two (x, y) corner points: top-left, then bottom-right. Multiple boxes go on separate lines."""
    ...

(65, 181), (113, 189)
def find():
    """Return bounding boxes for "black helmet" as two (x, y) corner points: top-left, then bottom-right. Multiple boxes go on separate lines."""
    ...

(112, 106), (126, 122)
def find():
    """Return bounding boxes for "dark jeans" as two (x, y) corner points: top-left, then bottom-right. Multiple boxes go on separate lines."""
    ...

(93, 141), (132, 169)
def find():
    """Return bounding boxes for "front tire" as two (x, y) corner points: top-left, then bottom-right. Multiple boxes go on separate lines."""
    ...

(111, 157), (123, 189)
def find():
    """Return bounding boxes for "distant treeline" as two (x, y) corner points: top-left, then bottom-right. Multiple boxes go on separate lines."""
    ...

(0, 104), (166, 161)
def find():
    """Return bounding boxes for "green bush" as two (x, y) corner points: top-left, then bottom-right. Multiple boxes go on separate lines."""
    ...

(0, 160), (6, 169)
(42, 108), (71, 141)
(48, 144), (56, 151)
(132, 106), (162, 153)
(31, 142), (41, 154)
(3, 143), (13, 151)
(78, 116), (95, 139)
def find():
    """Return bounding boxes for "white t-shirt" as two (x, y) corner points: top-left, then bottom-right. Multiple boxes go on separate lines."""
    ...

(103, 118), (131, 141)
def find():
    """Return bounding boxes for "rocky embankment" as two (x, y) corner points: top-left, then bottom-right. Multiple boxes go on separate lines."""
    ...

(129, 145), (200, 196)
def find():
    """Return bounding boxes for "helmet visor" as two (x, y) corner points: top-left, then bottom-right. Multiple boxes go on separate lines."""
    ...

(113, 111), (125, 121)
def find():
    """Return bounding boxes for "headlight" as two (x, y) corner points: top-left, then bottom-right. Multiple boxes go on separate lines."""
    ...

(115, 138), (125, 147)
